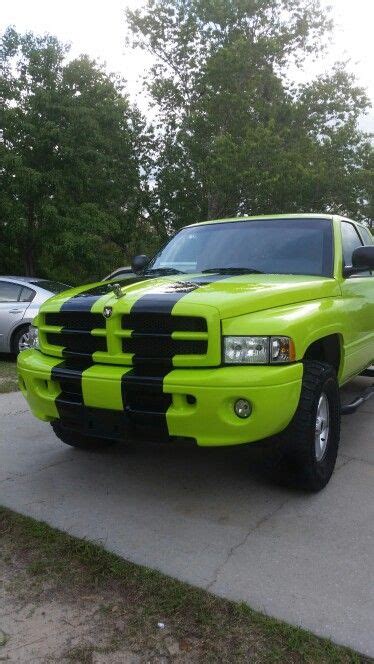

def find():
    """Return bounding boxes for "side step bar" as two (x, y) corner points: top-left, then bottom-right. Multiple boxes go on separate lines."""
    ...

(342, 383), (374, 415)
(361, 367), (374, 378)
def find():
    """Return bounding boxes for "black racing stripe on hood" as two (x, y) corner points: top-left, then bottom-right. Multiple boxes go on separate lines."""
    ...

(60, 276), (150, 312)
(120, 273), (227, 438)
(60, 272), (232, 312)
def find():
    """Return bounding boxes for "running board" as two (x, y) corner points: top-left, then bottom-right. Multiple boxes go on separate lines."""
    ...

(342, 384), (374, 415)
(361, 368), (374, 378)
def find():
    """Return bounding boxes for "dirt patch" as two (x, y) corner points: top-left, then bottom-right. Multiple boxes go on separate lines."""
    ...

(0, 358), (19, 394)
(0, 507), (370, 663)
(0, 594), (143, 663)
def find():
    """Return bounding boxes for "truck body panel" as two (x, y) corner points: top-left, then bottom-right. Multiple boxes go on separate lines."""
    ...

(17, 214), (374, 448)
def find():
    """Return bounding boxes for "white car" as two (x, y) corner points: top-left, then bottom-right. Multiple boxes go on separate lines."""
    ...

(0, 277), (70, 353)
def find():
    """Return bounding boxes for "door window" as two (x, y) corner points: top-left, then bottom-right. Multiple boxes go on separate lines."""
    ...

(341, 222), (364, 266)
(19, 286), (36, 302)
(359, 227), (374, 246)
(0, 282), (22, 302)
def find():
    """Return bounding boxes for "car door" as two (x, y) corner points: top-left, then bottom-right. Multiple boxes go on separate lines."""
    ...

(0, 281), (33, 351)
(357, 225), (374, 366)
(340, 222), (374, 378)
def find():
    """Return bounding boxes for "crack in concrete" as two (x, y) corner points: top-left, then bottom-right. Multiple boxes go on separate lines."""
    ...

(205, 498), (290, 591)
(0, 457), (72, 484)
(336, 456), (355, 471)
(339, 454), (374, 468)
(1, 408), (30, 417)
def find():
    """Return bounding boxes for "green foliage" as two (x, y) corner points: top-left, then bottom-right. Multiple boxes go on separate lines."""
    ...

(1, 5), (373, 283)
(127, 0), (374, 229)
(0, 27), (156, 283)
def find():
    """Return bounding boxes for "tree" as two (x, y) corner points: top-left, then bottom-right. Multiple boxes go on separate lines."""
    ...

(126, 0), (373, 229)
(0, 27), (155, 282)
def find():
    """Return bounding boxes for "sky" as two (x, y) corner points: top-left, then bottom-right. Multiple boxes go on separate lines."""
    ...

(1, 0), (374, 131)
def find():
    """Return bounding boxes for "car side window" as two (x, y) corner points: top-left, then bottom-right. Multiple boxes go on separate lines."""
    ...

(359, 227), (374, 246)
(0, 282), (23, 302)
(341, 222), (364, 266)
(19, 286), (36, 302)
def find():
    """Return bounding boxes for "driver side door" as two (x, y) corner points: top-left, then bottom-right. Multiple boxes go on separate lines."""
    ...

(340, 222), (374, 379)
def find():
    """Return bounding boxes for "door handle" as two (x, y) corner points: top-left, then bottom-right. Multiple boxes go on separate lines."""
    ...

(9, 309), (23, 314)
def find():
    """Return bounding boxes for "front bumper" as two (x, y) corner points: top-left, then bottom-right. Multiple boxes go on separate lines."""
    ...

(18, 350), (303, 446)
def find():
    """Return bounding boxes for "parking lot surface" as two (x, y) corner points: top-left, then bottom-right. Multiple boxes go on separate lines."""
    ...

(1, 377), (373, 657)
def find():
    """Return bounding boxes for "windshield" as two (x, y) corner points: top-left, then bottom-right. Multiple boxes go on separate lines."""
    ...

(31, 280), (71, 293)
(147, 218), (334, 277)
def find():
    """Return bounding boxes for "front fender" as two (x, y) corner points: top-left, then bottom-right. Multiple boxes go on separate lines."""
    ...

(222, 299), (345, 362)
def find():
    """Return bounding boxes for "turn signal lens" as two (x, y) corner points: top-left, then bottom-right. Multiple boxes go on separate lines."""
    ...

(270, 336), (296, 363)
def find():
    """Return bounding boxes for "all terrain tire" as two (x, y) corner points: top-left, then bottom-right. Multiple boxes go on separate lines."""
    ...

(282, 361), (341, 492)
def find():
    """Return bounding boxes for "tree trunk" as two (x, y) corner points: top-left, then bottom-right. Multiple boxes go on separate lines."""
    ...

(24, 249), (36, 276)
(207, 192), (221, 220)
(24, 202), (36, 275)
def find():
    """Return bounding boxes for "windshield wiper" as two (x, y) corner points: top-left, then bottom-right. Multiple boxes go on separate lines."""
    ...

(202, 267), (264, 274)
(143, 267), (185, 276)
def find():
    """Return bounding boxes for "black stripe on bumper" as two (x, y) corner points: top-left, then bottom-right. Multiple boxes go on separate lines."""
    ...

(121, 275), (227, 436)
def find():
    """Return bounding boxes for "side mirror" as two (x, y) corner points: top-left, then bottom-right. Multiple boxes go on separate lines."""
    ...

(344, 246), (374, 277)
(352, 246), (374, 269)
(131, 254), (149, 274)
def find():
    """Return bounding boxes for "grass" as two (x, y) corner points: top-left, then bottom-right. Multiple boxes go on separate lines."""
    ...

(0, 506), (371, 663)
(0, 355), (18, 393)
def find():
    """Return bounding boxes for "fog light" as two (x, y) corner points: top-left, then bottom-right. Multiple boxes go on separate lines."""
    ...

(234, 399), (252, 419)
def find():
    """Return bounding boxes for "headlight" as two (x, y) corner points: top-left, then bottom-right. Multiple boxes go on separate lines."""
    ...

(223, 336), (295, 365)
(28, 325), (39, 349)
(224, 336), (269, 364)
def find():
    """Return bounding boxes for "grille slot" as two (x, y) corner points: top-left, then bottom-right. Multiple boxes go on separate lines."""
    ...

(45, 312), (105, 330)
(122, 313), (207, 334)
(46, 332), (106, 355)
(122, 337), (207, 358)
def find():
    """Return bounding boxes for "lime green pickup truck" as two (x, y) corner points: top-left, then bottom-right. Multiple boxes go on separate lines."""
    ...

(18, 214), (374, 491)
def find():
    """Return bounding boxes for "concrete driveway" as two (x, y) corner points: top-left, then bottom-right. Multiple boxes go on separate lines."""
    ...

(1, 377), (373, 657)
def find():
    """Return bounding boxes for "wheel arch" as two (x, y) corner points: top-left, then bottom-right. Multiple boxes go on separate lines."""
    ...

(303, 333), (343, 377)
(10, 322), (31, 353)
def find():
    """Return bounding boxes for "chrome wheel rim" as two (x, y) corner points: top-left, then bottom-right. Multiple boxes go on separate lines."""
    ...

(315, 393), (330, 462)
(18, 331), (31, 352)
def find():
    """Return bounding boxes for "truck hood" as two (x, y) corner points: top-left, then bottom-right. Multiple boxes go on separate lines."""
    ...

(44, 273), (341, 319)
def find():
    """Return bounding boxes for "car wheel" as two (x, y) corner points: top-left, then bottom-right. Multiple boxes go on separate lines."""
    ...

(12, 325), (31, 354)
(282, 361), (341, 492)
(51, 420), (118, 451)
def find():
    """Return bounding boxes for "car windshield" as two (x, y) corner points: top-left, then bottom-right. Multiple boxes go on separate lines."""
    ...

(147, 218), (334, 277)
(31, 280), (70, 293)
